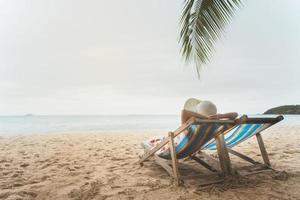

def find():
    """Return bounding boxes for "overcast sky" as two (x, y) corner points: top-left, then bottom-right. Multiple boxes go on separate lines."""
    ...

(0, 0), (299, 115)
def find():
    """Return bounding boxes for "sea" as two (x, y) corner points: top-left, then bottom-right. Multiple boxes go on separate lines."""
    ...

(0, 115), (299, 137)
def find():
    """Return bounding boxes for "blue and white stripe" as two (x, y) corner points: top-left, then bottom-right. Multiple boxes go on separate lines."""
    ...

(203, 123), (266, 150)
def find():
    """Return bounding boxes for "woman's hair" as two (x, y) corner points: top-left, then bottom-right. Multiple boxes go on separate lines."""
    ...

(196, 101), (217, 116)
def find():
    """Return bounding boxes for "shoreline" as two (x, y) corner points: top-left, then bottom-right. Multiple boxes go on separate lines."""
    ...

(0, 124), (299, 138)
(0, 115), (299, 139)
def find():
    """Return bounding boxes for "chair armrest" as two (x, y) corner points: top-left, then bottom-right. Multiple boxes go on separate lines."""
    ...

(208, 112), (238, 120)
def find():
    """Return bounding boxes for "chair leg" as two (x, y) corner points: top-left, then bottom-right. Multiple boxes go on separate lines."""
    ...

(216, 134), (233, 176)
(190, 155), (218, 172)
(256, 133), (271, 167)
(228, 148), (260, 165)
(169, 132), (181, 185)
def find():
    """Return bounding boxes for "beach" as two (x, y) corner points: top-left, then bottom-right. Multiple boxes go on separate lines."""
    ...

(1, 0), (299, 199)
(0, 125), (300, 200)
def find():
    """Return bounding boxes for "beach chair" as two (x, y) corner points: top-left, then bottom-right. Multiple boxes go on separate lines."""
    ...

(202, 115), (284, 176)
(138, 115), (283, 185)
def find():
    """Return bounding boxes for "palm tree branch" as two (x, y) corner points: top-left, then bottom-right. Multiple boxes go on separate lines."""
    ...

(179, 0), (243, 76)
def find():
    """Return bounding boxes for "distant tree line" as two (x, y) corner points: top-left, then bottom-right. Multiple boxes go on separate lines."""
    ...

(264, 105), (300, 114)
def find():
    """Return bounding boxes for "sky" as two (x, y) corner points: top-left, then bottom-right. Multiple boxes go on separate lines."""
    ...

(0, 0), (299, 115)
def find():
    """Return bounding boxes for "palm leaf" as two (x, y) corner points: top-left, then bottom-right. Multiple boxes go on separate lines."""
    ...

(179, 0), (243, 76)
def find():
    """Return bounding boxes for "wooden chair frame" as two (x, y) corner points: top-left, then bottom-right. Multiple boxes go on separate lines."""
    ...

(138, 115), (283, 186)
(226, 129), (273, 176)
(192, 131), (272, 180)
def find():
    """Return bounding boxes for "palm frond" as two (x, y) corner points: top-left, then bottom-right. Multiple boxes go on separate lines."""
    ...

(179, 0), (243, 76)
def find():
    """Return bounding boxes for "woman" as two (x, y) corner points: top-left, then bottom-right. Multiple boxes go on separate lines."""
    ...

(181, 98), (237, 124)
(142, 98), (237, 155)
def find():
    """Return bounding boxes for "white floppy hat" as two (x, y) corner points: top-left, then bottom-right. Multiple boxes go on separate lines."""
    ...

(184, 98), (217, 116)
(196, 100), (217, 116)
(183, 98), (201, 112)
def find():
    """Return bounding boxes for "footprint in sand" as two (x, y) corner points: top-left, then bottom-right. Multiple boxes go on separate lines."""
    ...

(20, 163), (30, 168)
(117, 188), (137, 196)
(110, 157), (124, 161)
(17, 190), (38, 198)
(68, 180), (104, 200)
(0, 159), (9, 164)
(40, 163), (51, 169)
(107, 176), (119, 184)
(2, 170), (12, 176)
(119, 162), (130, 167)
(66, 166), (76, 171)
(57, 162), (69, 168)
(13, 170), (24, 176)
(285, 150), (300, 154)
(268, 152), (275, 156)
(12, 182), (24, 188)
(93, 153), (99, 157)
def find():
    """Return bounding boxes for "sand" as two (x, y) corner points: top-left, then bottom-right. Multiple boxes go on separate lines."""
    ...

(0, 125), (300, 200)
